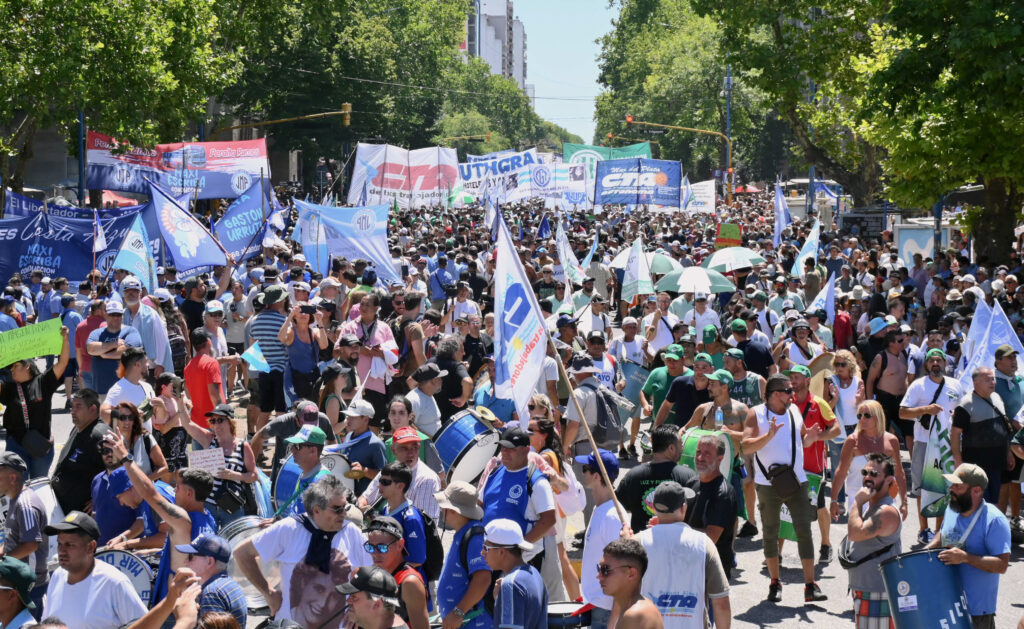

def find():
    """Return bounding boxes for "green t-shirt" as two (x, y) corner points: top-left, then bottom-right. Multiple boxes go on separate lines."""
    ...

(642, 366), (693, 422)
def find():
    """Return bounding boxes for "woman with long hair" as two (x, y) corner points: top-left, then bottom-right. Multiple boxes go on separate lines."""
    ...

(182, 405), (258, 527)
(381, 395), (445, 479)
(829, 399), (908, 521)
(318, 362), (353, 435)
(110, 402), (168, 481)
(279, 303), (329, 401)
(823, 349), (865, 508)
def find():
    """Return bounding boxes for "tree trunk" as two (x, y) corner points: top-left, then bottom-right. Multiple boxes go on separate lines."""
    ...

(9, 122), (37, 193)
(974, 177), (1021, 267)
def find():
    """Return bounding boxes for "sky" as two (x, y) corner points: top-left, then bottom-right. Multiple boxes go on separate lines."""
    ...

(513, 1), (618, 144)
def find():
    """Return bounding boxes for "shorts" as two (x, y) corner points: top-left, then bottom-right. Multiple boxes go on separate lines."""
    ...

(875, 390), (909, 441)
(911, 443), (927, 493)
(63, 358), (78, 379)
(815, 479), (828, 509)
(227, 342), (245, 356)
(258, 370), (287, 413)
(247, 375), (260, 407)
(852, 590), (894, 629)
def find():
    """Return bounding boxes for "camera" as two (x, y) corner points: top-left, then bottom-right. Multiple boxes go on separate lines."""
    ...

(300, 304), (317, 315)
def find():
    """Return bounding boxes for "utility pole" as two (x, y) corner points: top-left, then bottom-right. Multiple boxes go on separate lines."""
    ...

(723, 66), (733, 204)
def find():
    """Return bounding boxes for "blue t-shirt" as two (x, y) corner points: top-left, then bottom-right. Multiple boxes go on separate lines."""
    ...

(473, 385), (517, 425)
(140, 481), (176, 537)
(388, 501), (427, 570)
(331, 432), (387, 495)
(90, 470), (141, 546)
(60, 309), (84, 350)
(940, 502), (1011, 615)
(152, 505), (216, 605)
(0, 312), (17, 332)
(199, 572), (248, 627)
(495, 563), (547, 629)
(995, 373), (1024, 421)
(86, 325), (143, 393)
(437, 521), (492, 629)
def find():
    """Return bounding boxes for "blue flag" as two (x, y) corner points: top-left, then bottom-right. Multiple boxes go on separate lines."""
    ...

(214, 178), (269, 264)
(773, 180), (792, 247)
(111, 214), (158, 291)
(536, 215), (551, 240)
(294, 200), (400, 285)
(148, 181), (227, 271)
(241, 342), (271, 373)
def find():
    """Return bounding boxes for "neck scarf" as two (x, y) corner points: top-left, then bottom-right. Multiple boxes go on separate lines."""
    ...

(295, 513), (334, 574)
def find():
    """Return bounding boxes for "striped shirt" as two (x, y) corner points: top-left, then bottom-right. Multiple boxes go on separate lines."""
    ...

(249, 310), (289, 370)
(198, 572), (248, 626)
(207, 438), (247, 508)
(360, 461), (441, 520)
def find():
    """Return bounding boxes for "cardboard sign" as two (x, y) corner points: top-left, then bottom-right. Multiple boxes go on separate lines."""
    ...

(715, 223), (743, 249)
(187, 448), (226, 474)
(0, 318), (62, 368)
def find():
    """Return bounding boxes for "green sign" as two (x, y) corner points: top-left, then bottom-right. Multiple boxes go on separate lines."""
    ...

(563, 142), (652, 180)
(0, 318), (63, 368)
(779, 472), (822, 542)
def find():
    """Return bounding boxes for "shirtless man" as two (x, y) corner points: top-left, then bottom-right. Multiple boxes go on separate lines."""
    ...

(598, 538), (664, 629)
(866, 330), (911, 454)
(684, 369), (747, 455)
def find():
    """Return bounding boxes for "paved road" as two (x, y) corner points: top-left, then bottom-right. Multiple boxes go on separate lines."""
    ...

(35, 387), (1024, 628)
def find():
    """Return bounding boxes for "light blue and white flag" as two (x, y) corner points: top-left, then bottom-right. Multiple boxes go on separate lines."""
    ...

(147, 181), (227, 271)
(681, 175), (694, 210)
(93, 210), (108, 253)
(805, 272), (836, 324)
(958, 301), (1024, 393)
(111, 214), (158, 292)
(241, 342), (271, 373)
(621, 237), (654, 304)
(581, 227), (600, 268)
(494, 218), (549, 420)
(959, 299), (992, 376)
(293, 200), (400, 285)
(773, 180), (792, 247)
(555, 222), (586, 287)
(537, 215), (552, 240)
(214, 178), (269, 264)
(794, 220), (820, 276)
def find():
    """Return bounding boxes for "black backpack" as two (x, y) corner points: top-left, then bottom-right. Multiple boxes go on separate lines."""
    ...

(419, 511), (446, 582)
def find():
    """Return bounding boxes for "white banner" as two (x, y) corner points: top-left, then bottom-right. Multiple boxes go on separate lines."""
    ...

(506, 163), (585, 202)
(457, 148), (539, 202)
(688, 179), (716, 214)
(347, 143), (458, 209)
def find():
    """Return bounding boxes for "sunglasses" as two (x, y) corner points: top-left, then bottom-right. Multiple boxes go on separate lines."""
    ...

(364, 540), (397, 554)
(99, 447), (113, 456)
(833, 362), (848, 367)
(210, 417), (231, 425)
(527, 403), (538, 411)
(112, 413), (134, 422)
(326, 504), (347, 515)
(482, 543), (510, 552)
(208, 312), (224, 317)
(775, 388), (794, 395)
(596, 563), (630, 577)
(378, 478), (395, 487)
(861, 469), (880, 478)
(857, 412), (874, 419)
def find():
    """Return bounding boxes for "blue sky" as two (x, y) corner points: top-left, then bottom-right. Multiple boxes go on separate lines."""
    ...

(513, 1), (618, 144)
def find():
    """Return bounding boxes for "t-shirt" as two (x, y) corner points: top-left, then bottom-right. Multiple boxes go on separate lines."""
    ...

(432, 357), (471, 420)
(581, 500), (624, 610)
(436, 520), (492, 629)
(407, 388), (442, 437)
(939, 502), (1011, 616)
(43, 560), (148, 629)
(184, 353), (223, 429)
(615, 461), (699, 532)
(250, 310), (290, 370)
(91, 469), (142, 545)
(900, 376), (963, 443)
(87, 326), (143, 394)
(53, 419), (113, 514)
(386, 501), (427, 568)
(198, 572), (248, 627)
(794, 394), (836, 475)
(105, 378), (156, 431)
(152, 505), (216, 605)
(494, 563), (548, 629)
(642, 367), (690, 425)
(4, 486), (48, 588)
(736, 338), (775, 378)
(179, 299), (207, 335)
(689, 475), (738, 575)
(265, 413), (336, 472)
(952, 393), (1011, 468)
(666, 375), (711, 428)
(251, 517), (371, 628)
(1, 369), (60, 441)
(332, 431), (387, 496)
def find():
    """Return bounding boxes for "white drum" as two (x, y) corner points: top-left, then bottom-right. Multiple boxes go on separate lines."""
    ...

(26, 478), (64, 569)
(221, 516), (279, 611)
(95, 550), (154, 606)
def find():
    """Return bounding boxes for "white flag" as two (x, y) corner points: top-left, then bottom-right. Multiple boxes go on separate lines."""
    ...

(93, 211), (108, 253)
(621, 237), (654, 304)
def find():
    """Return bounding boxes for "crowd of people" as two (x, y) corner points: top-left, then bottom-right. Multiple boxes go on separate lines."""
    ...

(0, 188), (1022, 629)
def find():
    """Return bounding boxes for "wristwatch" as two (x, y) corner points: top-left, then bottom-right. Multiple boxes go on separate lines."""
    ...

(117, 454), (135, 467)
(453, 608), (466, 618)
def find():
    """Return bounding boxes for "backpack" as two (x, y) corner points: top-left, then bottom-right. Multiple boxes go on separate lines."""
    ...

(459, 524), (501, 617)
(166, 320), (188, 373)
(419, 511), (446, 582)
(580, 382), (626, 447)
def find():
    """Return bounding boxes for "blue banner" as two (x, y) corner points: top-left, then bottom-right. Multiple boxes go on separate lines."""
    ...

(594, 158), (681, 206)
(214, 178), (269, 264)
(294, 200), (400, 285)
(149, 182), (226, 271)
(0, 213), (138, 282)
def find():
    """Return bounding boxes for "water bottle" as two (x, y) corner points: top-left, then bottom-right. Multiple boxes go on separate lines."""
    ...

(715, 406), (724, 429)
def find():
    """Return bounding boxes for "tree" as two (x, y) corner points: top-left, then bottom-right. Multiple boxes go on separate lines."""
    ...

(856, 1), (1024, 264)
(432, 110), (509, 160)
(0, 0), (234, 214)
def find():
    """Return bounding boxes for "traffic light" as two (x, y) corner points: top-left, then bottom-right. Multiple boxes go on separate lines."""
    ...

(341, 102), (352, 126)
(486, 132), (491, 142)
(625, 114), (634, 127)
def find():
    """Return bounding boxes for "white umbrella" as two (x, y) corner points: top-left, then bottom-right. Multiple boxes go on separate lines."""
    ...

(656, 267), (736, 294)
(700, 246), (766, 272)
(609, 249), (682, 274)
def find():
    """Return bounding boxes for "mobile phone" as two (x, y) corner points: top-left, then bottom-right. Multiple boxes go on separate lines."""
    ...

(300, 304), (316, 315)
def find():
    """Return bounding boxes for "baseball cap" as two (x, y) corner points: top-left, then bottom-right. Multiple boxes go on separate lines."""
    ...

(694, 291), (708, 301)
(790, 318), (811, 331)
(868, 317), (889, 336)
(392, 427), (423, 444)
(702, 324), (718, 344)
(483, 518), (533, 552)
(725, 347), (745, 362)
(0, 451), (27, 474)
(730, 318), (748, 332)
(412, 363), (448, 382)
(706, 369), (734, 385)
(925, 348), (947, 361)
(752, 290), (768, 301)
(107, 467), (134, 496)
(174, 533), (232, 563)
(292, 281), (311, 293)
(343, 399), (376, 418)
(336, 566), (400, 606)
(574, 448), (620, 481)
(365, 515), (404, 540)
(44, 511), (101, 540)
(285, 424), (327, 446)
(556, 314), (577, 329)
(205, 300), (225, 313)
(105, 300), (125, 315)
(205, 403), (234, 419)
(664, 344), (684, 361)
(153, 288), (173, 302)
(784, 365), (812, 378)
(0, 556), (36, 608)
(338, 334), (361, 347)
(693, 352), (713, 366)
(121, 277), (142, 291)
(498, 427), (530, 449)
(942, 463), (988, 489)
(586, 330), (606, 343)
(651, 481), (695, 514)
(622, 316), (638, 326)
(995, 344), (1019, 360)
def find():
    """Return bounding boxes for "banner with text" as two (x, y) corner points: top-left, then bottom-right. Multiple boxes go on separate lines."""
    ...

(346, 143), (458, 209)
(687, 179), (716, 214)
(0, 212), (138, 282)
(294, 200), (400, 285)
(456, 148), (540, 204)
(213, 178), (270, 264)
(0, 318), (63, 368)
(594, 158), (681, 207)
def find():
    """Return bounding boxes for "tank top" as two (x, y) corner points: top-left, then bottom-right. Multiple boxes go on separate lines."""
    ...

(752, 404), (807, 486)
(287, 329), (318, 374)
(482, 465), (544, 535)
(207, 437), (246, 505)
(729, 373), (762, 406)
(846, 496), (901, 592)
(786, 341), (821, 366)
(834, 376), (861, 433)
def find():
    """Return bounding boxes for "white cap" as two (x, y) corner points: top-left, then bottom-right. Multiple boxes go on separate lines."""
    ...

(153, 288), (173, 302)
(621, 316), (638, 326)
(342, 399), (376, 418)
(483, 518), (534, 552)
(205, 300), (225, 313)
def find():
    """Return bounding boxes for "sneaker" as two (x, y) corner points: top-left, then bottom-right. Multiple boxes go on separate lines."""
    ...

(618, 447), (631, 460)
(917, 528), (934, 545)
(738, 520), (758, 538)
(818, 545), (833, 564)
(804, 582), (827, 602)
(767, 580), (782, 602)
(627, 444), (638, 458)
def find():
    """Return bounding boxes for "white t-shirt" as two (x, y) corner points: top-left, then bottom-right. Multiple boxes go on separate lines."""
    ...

(682, 308), (721, 335)
(407, 387), (442, 437)
(900, 376), (963, 443)
(105, 378), (156, 431)
(44, 560), (148, 629)
(445, 299), (482, 333)
(534, 355), (559, 396)
(581, 500), (624, 610)
(609, 337), (645, 366)
(252, 517), (371, 628)
(643, 312), (679, 357)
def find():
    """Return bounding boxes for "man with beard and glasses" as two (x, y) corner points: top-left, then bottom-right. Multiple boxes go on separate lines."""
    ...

(839, 452), (902, 629)
(926, 464), (1010, 629)
(689, 435), (738, 580)
(900, 348), (963, 544)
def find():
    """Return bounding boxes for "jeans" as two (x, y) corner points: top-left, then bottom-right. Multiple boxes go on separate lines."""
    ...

(207, 500), (246, 529)
(5, 437), (55, 480)
(81, 370), (94, 392)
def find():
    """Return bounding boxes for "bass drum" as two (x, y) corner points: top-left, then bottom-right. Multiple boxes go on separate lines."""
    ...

(273, 452), (355, 510)
(547, 601), (592, 628)
(679, 428), (735, 479)
(433, 408), (500, 484)
(26, 478), (64, 570)
(221, 516), (279, 612)
(95, 550), (154, 606)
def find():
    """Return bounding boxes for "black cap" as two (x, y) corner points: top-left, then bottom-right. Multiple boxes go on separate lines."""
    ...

(336, 565), (400, 605)
(338, 334), (362, 347)
(205, 403), (235, 419)
(44, 510), (100, 540)
(365, 515), (404, 541)
(652, 481), (696, 513)
(0, 451), (27, 474)
(412, 363), (448, 382)
(498, 427), (530, 448)
(586, 330), (606, 343)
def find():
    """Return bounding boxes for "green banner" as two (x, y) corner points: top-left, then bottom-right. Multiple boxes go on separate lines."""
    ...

(0, 318), (62, 368)
(779, 473), (822, 542)
(563, 141), (652, 180)
(920, 421), (955, 517)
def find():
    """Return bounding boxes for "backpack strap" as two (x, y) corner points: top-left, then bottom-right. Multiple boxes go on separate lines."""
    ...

(459, 524), (486, 575)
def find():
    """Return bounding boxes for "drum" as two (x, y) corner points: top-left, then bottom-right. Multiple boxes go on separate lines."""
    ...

(253, 469), (273, 518)
(880, 549), (969, 629)
(433, 409), (500, 484)
(221, 516), (280, 612)
(95, 550), (154, 606)
(27, 478), (64, 569)
(273, 452), (355, 509)
(547, 601), (592, 628)
(679, 428), (735, 479)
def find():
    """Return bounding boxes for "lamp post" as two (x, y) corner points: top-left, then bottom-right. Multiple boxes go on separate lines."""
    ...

(723, 66), (733, 204)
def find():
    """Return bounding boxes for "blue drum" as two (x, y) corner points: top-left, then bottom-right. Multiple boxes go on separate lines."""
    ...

(880, 549), (970, 629)
(273, 457), (302, 510)
(253, 469), (273, 518)
(433, 409), (500, 484)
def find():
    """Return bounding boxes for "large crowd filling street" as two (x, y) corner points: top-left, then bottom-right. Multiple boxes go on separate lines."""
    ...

(2, 187), (1024, 629)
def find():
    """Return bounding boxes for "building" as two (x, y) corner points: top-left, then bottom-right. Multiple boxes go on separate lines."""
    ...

(467, 0), (529, 92)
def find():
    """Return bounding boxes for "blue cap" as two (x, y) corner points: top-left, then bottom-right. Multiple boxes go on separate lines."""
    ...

(574, 448), (620, 481)
(868, 317), (888, 336)
(108, 467), (134, 496)
(556, 314), (577, 328)
(174, 533), (232, 563)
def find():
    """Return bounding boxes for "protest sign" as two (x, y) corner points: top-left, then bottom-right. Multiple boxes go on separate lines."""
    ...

(595, 158), (681, 207)
(346, 143), (458, 209)
(715, 223), (743, 248)
(0, 318), (63, 368)
(188, 448), (226, 475)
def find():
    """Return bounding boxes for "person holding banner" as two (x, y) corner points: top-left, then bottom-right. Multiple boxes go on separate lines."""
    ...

(1, 325), (70, 478)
